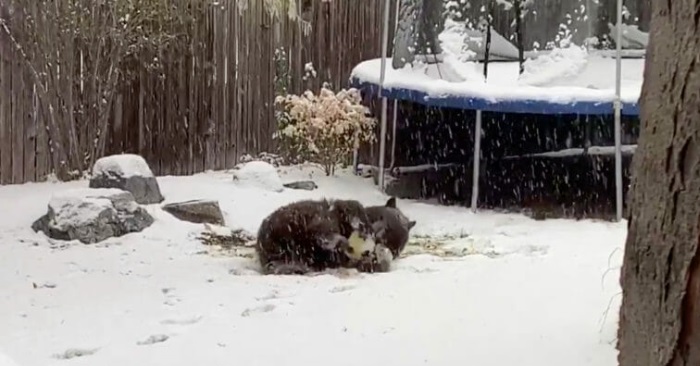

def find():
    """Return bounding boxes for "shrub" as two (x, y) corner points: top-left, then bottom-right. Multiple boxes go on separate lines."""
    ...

(274, 87), (377, 176)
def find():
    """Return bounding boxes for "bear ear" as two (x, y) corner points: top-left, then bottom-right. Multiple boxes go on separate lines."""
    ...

(385, 196), (397, 208)
(407, 220), (417, 230)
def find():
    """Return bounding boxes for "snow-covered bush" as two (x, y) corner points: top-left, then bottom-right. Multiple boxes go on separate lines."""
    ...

(273, 87), (377, 176)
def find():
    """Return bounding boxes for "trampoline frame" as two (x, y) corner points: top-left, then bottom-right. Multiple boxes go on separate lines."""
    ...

(366, 0), (629, 222)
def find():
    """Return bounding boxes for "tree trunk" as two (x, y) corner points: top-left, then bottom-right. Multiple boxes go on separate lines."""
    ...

(616, 1), (700, 366)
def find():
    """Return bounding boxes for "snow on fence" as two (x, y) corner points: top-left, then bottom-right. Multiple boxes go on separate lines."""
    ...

(0, 0), (397, 185)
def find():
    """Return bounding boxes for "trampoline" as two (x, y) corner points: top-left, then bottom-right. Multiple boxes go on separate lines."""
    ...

(348, 0), (648, 221)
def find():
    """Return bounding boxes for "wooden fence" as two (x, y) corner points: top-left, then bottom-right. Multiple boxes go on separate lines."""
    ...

(0, 0), (396, 185)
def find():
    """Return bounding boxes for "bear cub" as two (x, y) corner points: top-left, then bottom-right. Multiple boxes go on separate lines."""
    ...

(256, 198), (390, 275)
(365, 197), (416, 259)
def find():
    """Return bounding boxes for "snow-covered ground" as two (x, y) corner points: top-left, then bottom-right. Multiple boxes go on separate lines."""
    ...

(0, 165), (626, 366)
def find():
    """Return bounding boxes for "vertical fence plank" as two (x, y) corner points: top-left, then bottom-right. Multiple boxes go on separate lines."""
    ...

(217, 5), (228, 169)
(242, 0), (251, 155)
(229, 5), (239, 166)
(257, 3), (265, 153)
(35, 84), (49, 181)
(251, 0), (259, 154)
(0, 39), (10, 184)
(214, 6), (226, 170)
(205, 7), (216, 171)
(23, 69), (37, 181)
(263, 9), (273, 154)
(192, 5), (203, 175)
(11, 50), (25, 183)
(225, 3), (236, 167)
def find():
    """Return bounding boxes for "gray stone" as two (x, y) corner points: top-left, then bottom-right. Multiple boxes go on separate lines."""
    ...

(89, 154), (164, 204)
(31, 188), (154, 244)
(283, 180), (318, 191)
(162, 199), (225, 225)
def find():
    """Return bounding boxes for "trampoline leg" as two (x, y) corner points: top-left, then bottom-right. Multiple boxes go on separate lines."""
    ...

(377, 0), (391, 192)
(390, 99), (398, 169)
(471, 110), (483, 212)
(378, 97), (389, 191)
(352, 148), (359, 175)
(614, 100), (623, 221)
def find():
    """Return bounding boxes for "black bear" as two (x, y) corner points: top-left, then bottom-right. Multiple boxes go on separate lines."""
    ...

(365, 197), (417, 259)
(255, 198), (390, 275)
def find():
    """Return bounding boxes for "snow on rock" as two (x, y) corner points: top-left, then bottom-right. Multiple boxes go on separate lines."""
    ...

(162, 199), (225, 225)
(92, 154), (155, 178)
(90, 154), (164, 205)
(232, 161), (284, 193)
(31, 188), (154, 244)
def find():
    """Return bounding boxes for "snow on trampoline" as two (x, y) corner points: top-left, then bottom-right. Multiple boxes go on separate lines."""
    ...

(351, 16), (646, 116)
(351, 48), (644, 113)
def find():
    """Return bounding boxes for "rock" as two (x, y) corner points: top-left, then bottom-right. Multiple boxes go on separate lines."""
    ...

(232, 161), (284, 192)
(162, 199), (225, 225)
(89, 154), (164, 204)
(31, 188), (154, 244)
(283, 180), (318, 191)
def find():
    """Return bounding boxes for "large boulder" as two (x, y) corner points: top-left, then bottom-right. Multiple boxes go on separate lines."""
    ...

(89, 154), (164, 204)
(162, 199), (225, 225)
(31, 188), (154, 244)
(232, 161), (284, 192)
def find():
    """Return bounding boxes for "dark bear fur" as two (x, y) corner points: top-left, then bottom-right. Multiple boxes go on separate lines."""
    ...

(256, 198), (387, 275)
(365, 197), (417, 259)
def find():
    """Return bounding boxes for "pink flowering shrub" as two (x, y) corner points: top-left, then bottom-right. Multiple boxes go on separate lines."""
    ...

(274, 87), (377, 176)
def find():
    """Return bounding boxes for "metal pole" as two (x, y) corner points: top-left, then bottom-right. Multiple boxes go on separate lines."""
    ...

(471, 110), (483, 212)
(352, 149), (359, 175)
(377, 0), (391, 190)
(613, 0), (623, 221)
(389, 0), (402, 170)
(390, 99), (398, 168)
